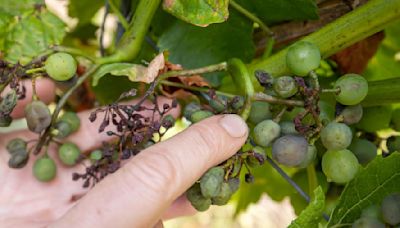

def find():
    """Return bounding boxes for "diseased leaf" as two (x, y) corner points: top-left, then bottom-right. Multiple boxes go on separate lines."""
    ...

(158, 11), (254, 87)
(328, 153), (400, 226)
(289, 186), (325, 228)
(163, 0), (229, 26)
(4, 10), (66, 64)
(92, 53), (165, 86)
(0, 0), (43, 15)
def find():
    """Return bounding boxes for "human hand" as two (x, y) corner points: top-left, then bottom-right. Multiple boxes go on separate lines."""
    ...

(0, 79), (248, 228)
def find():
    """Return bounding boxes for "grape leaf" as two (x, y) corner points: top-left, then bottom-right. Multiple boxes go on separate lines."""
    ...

(68, 0), (103, 26)
(289, 186), (325, 228)
(0, 0), (43, 15)
(4, 10), (66, 64)
(328, 153), (400, 226)
(158, 11), (254, 87)
(162, 0), (229, 26)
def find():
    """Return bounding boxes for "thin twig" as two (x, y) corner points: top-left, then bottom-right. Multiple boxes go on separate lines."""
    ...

(252, 92), (304, 106)
(159, 80), (236, 98)
(157, 62), (228, 81)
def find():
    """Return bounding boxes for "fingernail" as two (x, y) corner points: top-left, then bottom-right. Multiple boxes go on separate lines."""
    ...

(219, 114), (248, 138)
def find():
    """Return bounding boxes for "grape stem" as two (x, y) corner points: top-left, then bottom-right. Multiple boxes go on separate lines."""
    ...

(252, 92), (304, 106)
(157, 62), (228, 81)
(159, 80), (236, 98)
(25, 67), (45, 75)
(321, 88), (340, 93)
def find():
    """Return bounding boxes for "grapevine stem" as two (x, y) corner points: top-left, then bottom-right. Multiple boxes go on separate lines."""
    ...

(252, 92), (304, 106)
(157, 62), (228, 81)
(229, 0), (273, 36)
(25, 67), (45, 75)
(108, 0), (129, 30)
(309, 70), (320, 91)
(159, 80), (236, 98)
(322, 88), (340, 93)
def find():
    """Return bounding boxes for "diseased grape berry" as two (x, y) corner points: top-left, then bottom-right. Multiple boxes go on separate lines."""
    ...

(0, 114), (12, 127)
(183, 102), (201, 120)
(352, 217), (385, 228)
(25, 100), (52, 133)
(209, 96), (226, 113)
(272, 135), (308, 167)
(280, 121), (298, 135)
(273, 76), (298, 98)
(6, 138), (27, 154)
(253, 119), (280, 147)
(286, 41), (321, 76)
(8, 150), (29, 169)
(33, 156), (57, 182)
(246, 146), (266, 167)
(161, 114), (175, 128)
(45, 52), (77, 81)
(58, 142), (81, 166)
(186, 183), (212, 211)
(190, 110), (213, 123)
(230, 96), (245, 110)
(298, 144), (317, 168)
(249, 101), (272, 124)
(381, 193), (400, 225)
(211, 182), (232, 206)
(0, 90), (17, 113)
(356, 106), (392, 133)
(334, 74), (368, 105)
(90, 150), (103, 162)
(200, 167), (225, 198)
(322, 149), (359, 184)
(340, 104), (363, 125)
(348, 139), (377, 165)
(54, 121), (72, 138)
(320, 122), (352, 150)
(227, 177), (240, 193)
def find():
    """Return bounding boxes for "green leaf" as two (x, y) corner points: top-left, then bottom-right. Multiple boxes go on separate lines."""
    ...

(4, 10), (66, 64)
(68, 0), (103, 26)
(91, 75), (139, 105)
(158, 11), (254, 87)
(162, 0), (229, 26)
(328, 153), (400, 226)
(289, 186), (325, 228)
(0, 0), (43, 15)
(234, 0), (318, 24)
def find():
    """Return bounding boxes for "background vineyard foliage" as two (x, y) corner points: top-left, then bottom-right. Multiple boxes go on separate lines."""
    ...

(1, 0), (400, 227)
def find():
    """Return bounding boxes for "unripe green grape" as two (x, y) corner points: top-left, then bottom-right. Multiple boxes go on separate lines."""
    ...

(8, 150), (29, 169)
(209, 96), (227, 113)
(348, 139), (377, 165)
(341, 104), (363, 125)
(186, 183), (212, 211)
(286, 41), (321, 76)
(320, 122), (352, 150)
(356, 106), (392, 132)
(352, 217), (385, 228)
(273, 76), (298, 98)
(200, 167), (225, 198)
(183, 102), (201, 120)
(54, 121), (72, 139)
(381, 193), (400, 225)
(190, 110), (213, 123)
(334, 74), (368, 105)
(45, 52), (77, 81)
(58, 142), (81, 166)
(280, 121), (298, 135)
(387, 136), (400, 153)
(6, 138), (27, 154)
(322, 149), (359, 184)
(249, 101), (272, 124)
(391, 108), (400, 131)
(212, 182), (232, 205)
(90, 150), (103, 162)
(25, 100), (52, 133)
(253, 119), (280, 147)
(298, 145), (317, 168)
(33, 157), (57, 182)
(272, 135), (308, 167)
(59, 111), (80, 132)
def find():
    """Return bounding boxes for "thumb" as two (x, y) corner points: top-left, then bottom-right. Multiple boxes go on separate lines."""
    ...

(53, 114), (248, 228)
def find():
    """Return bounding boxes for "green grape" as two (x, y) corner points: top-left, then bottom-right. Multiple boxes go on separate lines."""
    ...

(361, 204), (381, 219)
(334, 74), (368, 105)
(90, 150), (103, 162)
(200, 167), (225, 198)
(320, 122), (352, 150)
(280, 121), (298, 135)
(209, 95), (227, 112)
(341, 104), (363, 125)
(6, 138), (27, 154)
(186, 183), (211, 212)
(286, 41), (321, 76)
(387, 136), (400, 153)
(54, 121), (72, 139)
(249, 101), (272, 124)
(352, 217), (385, 228)
(322, 149), (359, 184)
(348, 139), (377, 165)
(59, 111), (80, 132)
(24, 100), (52, 133)
(33, 157), (57, 182)
(381, 193), (400, 225)
(356, 106), (392, 132)
(161, 114), (175, 127)
(272, 135), (308, 167)
(8, 150), (29, 169)
(253, 119), (280, 147)
(273, 76), (298, 98)
(183, 102), (201, 120)
(190, 110), (213, 123)
(391, 108), (400, 131)
(298, 145), (317, 168)
(211, 182), (232, 205)
(45, 52), (77, 81)
(58, 142), (81, 166)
